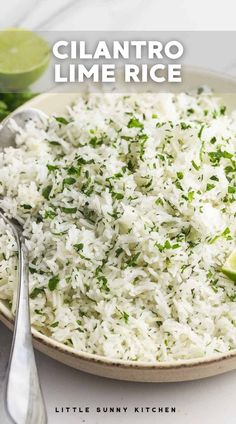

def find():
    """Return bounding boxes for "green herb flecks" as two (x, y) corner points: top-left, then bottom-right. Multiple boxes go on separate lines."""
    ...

(98, 275), (110, 293)
(42, 185), (53, 200)
(55, 116), (69, 125)
(60, 207), (77, 214)
(20, 204), (32, 210)
(74, 243), (84, 252)
(48, 276), (60, 291)
(127, 117), (144, 129)
(30, 287), (44, 299)
(208, 227), (231, 244)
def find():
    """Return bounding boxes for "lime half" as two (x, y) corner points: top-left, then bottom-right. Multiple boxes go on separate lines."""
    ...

(222, 249), (236, 282)
(0, 28), (50, 90)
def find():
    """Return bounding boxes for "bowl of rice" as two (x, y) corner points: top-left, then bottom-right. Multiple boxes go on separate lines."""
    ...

(0, 68), (236, 382)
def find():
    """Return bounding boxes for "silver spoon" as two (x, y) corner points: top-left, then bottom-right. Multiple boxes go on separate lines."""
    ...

(0, 109), (48, 424)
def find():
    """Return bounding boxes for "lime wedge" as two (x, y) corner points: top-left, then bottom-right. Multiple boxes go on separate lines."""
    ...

(0, 28), (50, 90)
(222, 249), (236, 282)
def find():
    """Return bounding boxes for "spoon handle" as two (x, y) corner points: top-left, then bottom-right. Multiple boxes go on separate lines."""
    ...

(5, 226), (47, 424)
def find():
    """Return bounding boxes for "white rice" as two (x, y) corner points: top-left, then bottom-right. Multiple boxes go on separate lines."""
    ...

(0, 91), (236, 362)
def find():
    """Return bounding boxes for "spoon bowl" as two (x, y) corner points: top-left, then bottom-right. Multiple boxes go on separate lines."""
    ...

(0, 108), (48, 150)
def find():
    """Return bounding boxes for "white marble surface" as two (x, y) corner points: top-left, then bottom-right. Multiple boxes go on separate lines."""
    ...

(1, 0), (236, 31)
(1, 2), (236, 424)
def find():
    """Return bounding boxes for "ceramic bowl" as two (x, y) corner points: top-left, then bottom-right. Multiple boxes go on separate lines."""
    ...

(0, 68), (236, 382)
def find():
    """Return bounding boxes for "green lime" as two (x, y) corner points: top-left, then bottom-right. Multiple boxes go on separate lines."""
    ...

(0, 28), (50, 90)
(222, 249), (236, 282)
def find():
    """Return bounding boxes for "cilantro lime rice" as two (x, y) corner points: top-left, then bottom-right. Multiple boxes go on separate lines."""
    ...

(0, 91), (236, 362)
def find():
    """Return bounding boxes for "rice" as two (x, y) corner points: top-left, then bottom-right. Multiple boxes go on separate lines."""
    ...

(0, 91), (236, 362)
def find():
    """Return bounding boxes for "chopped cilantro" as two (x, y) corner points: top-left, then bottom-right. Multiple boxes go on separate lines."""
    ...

(44, 210), (57, 219)
(127, 117), (143, 129)
(47, 164), (59, 172)
(115, 247), (124, 257)
(191, 160), (200, 171)
(210, 137), (217, 144)
(220, 105), (226, 115)
(222, 151), (233, 159)
(55, 116), (69, 125)
(198, 125), (204, 139)
(48, 140), (61, 146)
(228, 186), (236, 194)
(187, 108), (194, 115)
(155, 240), (179, 252)
(63, 177), (76, 186)
(206, 183), (215, 191)
(175, 180), (183, 191)
(60, 207), (77, 214)
(177, 171), (184, 180)
(77, 156), (95, 165)
(48, 276), (60, 291)
(98, 276), (110, 293)
(155, 197), (164, 206)
(30, 287), (44, 299)
(89, 136), (104, 148)
(180, 122), (191, 130)
(123, 311), (129, 323)
(21, 204), (32, 210)
(67, 166), (81, 176)
(188, 191), (195, 202)
(74, 243), (84, 252)
(112, 192), (124, 200)
(126, 252), (140, 267)
(42, 185), (53, 200)
(208, 227), (231, 244)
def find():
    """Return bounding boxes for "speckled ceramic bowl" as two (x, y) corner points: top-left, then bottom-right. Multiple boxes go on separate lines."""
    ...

(1, 68), (236, 382)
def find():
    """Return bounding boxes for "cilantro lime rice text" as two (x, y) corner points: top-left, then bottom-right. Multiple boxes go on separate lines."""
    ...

(0, 92), (236, 362)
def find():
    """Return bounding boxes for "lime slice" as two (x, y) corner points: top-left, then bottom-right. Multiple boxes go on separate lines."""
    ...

(222, 249), (236, 282)
(0, 28), (50, 90)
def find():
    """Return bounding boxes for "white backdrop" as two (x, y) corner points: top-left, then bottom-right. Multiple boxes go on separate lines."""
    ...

(0, 0), (236, 31)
